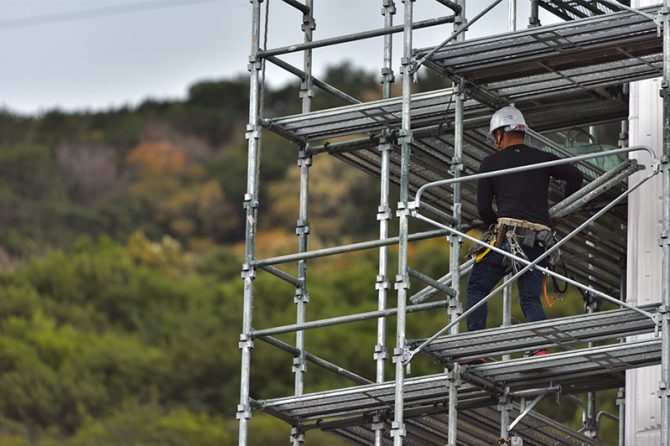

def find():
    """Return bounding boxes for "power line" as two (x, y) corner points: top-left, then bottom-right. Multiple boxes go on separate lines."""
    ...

(0, 0), (222, 30)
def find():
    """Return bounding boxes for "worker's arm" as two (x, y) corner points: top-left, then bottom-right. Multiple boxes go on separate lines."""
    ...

(476, 159), (497, 226)
(550, 161), (583, 198)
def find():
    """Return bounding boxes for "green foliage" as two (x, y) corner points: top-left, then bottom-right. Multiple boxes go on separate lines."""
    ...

(0, 64), (622, 445)
(45, 400), (233, 446)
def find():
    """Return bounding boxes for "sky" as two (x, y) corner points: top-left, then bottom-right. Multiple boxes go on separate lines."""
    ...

(0, 0), (559, 115)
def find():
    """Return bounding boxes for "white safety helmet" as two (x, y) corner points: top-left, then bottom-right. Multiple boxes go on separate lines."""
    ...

(489, 105), (527, 135)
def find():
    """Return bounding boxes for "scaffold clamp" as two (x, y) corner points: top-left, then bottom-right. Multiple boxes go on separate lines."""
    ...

(290, 426), (305, 444)
(297, 150), (312, 165)
(375, 274), (390, 291)
(658, 381), (669, 399)
(243, 193), (258, 209)
(238, 334), (255, 351)
(292, 356), (307, 373)
(236, 403), (251, 420)
(241, 264), (257, 280)
(393, 346), (413, 365)
(294, 289), (310, 304)
(377, 204), (392, 221)
(394, 273), (410, 290)
(371, 413), (386, 431)
(391, 420), (406, 438)
(374, 343), (388, 361)
(446, 364), (461, 386)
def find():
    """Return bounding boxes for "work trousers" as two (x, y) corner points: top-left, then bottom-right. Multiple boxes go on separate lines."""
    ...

(465, 239), (545, 332)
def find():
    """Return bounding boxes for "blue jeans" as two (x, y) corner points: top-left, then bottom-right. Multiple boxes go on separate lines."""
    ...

(465, 240), (546, 331)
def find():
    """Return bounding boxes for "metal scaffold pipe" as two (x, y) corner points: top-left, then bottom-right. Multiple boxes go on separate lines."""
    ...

(258, 15), (454, 58)
(251, 300), (449, 338)
(413, 0), (504, 74)
(238, 1), (263, 445)
(392, 1), (414, 444)
(290, 3), (314, 443)
(375, 1), (395, 441)
(434, 0), (462, 14)
(258, 336), (370, 385)
(661, 1), (670, 445)
(413, 146), (657, 207)
(447, 6), (466, 434)
(254, 229), (448, 267)
(281, 0), (309, 15)
(265, 56), (361, 104)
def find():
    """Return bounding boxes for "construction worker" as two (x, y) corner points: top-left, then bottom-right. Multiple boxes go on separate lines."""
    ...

(464, 105), (583, 358)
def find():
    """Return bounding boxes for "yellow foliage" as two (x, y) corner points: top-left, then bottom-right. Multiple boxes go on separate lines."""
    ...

(125, 141), (189, 178)
(265, 156), (371, 241)
(126, 231), (193, 275)
(156, 180), (238, 242)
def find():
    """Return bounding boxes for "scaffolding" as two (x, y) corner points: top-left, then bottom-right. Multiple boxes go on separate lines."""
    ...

(239, 1), (670, 445)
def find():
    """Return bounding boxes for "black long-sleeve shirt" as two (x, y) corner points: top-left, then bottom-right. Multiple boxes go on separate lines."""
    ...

(477, 144), (583, 227)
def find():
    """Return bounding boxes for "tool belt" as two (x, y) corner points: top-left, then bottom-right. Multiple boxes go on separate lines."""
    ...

(495, 218), (552, 249)
(469, 217), (557, 264)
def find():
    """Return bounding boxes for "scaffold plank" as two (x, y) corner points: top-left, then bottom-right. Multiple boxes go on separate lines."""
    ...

(259, 340), (657, 444)
(258, 339), (659, 426)
(473, 338), (660, 393)
(327, 405), (601, 445)
(417, 5), (661, 87)
(410, 304), (660, 363)
(538, 0), (629, 20)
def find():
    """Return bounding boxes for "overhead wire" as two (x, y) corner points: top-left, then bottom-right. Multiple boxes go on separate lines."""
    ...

(0, 0), (222, 30)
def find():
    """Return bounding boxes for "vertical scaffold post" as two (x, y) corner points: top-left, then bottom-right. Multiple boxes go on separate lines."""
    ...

(661, 2), (670, 445)
(616, 388), (625, 446)
(238, 2), (264, 445)
(508, 0), (516, 32)
(529, 0), (540, 28)
(447, 81), (465, 446)
(502, 0), (514, 364)
(617, 90), (628, 446)
(447, 6), (465, 445)
(499, 389), (512, 444)
(292, 2), (314, 444)
(374, 1), (395, 444)
(392, 1), (414, 445)
(584, 301), (598, 438)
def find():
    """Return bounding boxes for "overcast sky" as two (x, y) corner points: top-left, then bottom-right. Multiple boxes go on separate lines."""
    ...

(1, 0), (559, 115)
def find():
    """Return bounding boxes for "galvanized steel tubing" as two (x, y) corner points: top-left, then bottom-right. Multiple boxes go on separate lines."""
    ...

(292, 4), (314, 444)
(238, 1), (263, 445)
(392, 1), (414, 444)
(375, 3), (395, 444)
(662, 2), (670, 445)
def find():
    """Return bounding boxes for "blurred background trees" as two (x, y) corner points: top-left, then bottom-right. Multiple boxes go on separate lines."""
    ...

(0, 62), (614, 444)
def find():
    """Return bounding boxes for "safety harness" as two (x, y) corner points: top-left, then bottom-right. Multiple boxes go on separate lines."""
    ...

(469, 217), (563, 306)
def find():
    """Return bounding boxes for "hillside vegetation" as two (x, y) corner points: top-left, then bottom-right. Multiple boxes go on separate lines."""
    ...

(0, 63), (617, 444)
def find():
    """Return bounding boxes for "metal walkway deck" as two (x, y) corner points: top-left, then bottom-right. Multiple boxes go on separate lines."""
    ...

(328, 405), (602, 445)
(416, 6), (661, 94)
(257, 338), (660, 444)
(410, 303), (660, 364)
